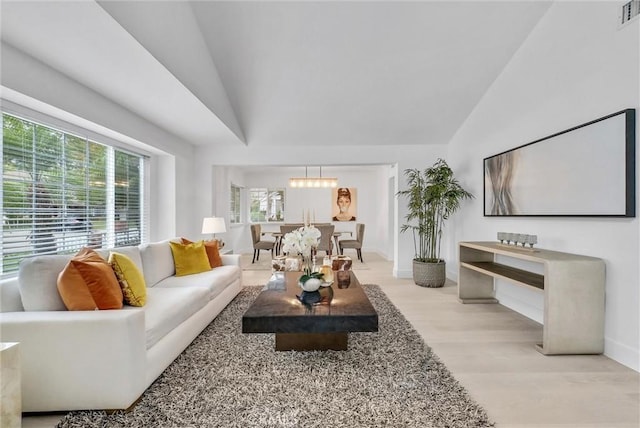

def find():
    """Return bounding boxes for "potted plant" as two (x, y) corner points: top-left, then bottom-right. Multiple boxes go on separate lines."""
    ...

(397, 158), (474, 287)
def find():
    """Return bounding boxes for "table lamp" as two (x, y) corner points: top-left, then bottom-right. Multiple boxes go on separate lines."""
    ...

(202, 217), (226, 249)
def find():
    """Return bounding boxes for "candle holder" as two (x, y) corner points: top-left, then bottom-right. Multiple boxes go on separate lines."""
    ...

(497, 232), (538, 249)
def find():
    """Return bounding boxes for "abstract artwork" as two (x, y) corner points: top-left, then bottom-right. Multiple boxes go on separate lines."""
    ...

(484, 109), (635, 217)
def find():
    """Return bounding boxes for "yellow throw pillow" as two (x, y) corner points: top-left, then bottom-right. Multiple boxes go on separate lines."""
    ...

(169, 240), (212, 277)
(109, 252), (147, 307)
(57, 247), (124, 311)
(181, 237), (223, 268)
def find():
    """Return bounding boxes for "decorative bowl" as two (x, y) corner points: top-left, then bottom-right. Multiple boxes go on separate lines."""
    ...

(299, 277), (322, 292)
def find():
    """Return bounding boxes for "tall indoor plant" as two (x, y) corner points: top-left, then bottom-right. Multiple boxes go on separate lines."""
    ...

(397, 158), (473, 287)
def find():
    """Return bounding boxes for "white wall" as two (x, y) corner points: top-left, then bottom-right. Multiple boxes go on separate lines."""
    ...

(191, 164), (401, 258)
(193, 143), (447, 274)
(447, 2), (639, 370)
(1, 42), (196, 244)
(238, 166), (389, 256)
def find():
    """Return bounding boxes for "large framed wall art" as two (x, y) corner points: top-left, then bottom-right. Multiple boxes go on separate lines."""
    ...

(484, 109), (636, 217)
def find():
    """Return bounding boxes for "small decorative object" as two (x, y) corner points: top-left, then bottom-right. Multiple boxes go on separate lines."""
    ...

(336, 270), (351, 288)
(298, 275), (323, 292)
(281, 225), (325, 293)
(272, 256), (287, 272)
(332, 255), (352, 271)
(526, 234), (538, 248)
(266, 272), (286, 290)
(284, 257), (301, 271)
(497, 232), (538, 249)
(319, 264), (334, 284)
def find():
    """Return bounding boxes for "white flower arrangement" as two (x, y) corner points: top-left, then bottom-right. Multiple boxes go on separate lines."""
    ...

(281, 225), (324, 288)
(281, 225), (321, 259)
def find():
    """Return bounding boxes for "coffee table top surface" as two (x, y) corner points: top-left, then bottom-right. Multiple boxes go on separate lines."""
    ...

(242, 271), (378, 334)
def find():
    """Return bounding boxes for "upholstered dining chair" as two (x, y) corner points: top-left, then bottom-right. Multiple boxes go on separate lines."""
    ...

(278, 224), (302, 256)
(250, 224), (275, 263)
(315, 224), (335, 256)
(280, 224), (302, 236)
(339, 223), (365, 262)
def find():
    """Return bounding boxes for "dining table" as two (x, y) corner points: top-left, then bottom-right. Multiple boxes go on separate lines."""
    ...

(332, 231), (352, 255)
(264, 229), (353, 256)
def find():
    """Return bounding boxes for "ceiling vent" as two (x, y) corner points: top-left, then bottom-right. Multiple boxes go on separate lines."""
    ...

(621, 0), (640, 25)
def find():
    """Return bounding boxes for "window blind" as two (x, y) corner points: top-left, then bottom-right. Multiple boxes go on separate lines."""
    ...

(1, 112), (147, 276)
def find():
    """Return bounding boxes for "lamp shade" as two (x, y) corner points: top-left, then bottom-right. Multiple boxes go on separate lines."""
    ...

(202, 217), (226, 234)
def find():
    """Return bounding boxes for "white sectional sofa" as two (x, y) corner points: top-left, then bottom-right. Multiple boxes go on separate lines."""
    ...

(0, 239), (242, 412)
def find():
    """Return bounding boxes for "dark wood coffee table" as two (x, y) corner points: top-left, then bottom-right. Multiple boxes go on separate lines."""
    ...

(242, 271), (378, 351)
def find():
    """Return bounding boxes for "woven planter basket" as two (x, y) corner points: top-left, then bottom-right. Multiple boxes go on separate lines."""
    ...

(412, 259), (446, 288)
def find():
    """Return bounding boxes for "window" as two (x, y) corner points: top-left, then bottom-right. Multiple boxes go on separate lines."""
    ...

(230, 184), (241, 224)
(2, 112), (146, 275)
(249, 188), (284, 222)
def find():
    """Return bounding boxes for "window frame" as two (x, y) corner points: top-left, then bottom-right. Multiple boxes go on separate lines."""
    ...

(1, 111), (148, 276)
(229, 183), (242, 225)
(248, 187), (286, 223)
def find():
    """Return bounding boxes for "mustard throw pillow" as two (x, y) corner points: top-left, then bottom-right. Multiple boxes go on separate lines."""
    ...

(57, 247), (124, 311)
(109, 252), (147, 307)
(181, 237), (223, 268)
(169, 240), (212, 276)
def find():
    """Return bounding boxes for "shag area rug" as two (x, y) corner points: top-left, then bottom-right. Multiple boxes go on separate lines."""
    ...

(57, 285), (494, 428)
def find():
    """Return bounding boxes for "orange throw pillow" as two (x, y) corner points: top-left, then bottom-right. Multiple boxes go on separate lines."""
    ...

(57, 247), (124, 310)
(181, 237), (223, 268)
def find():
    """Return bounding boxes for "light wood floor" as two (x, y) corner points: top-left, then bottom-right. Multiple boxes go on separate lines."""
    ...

(23, 252), (639, 428)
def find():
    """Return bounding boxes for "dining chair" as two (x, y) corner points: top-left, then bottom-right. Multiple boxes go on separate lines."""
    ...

(279, 224), (303, 255)
(338, 223), (365, 262)
(315, 224), (335, 256)
(250, 224), (275, 263)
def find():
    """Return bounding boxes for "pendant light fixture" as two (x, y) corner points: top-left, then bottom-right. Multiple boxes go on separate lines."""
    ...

(289, 166), (338, 188)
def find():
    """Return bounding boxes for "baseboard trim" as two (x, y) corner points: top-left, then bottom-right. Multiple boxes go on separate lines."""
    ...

(604, 338), (640, 372)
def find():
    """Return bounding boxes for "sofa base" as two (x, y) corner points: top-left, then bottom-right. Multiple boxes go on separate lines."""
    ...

(146, 278), (242, 387)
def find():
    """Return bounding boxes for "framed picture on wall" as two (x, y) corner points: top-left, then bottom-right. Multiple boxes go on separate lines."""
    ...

(332, 187), (357, 221)
(484, 108), (636, 217)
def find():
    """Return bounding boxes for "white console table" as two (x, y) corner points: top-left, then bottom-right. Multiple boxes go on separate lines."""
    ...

(458, 241), (605, 355)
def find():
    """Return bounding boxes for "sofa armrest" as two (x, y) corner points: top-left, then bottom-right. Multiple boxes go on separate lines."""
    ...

(0, 277), (23, 312)
(0, 308), (147, 411)
(221, 254), (241, 267)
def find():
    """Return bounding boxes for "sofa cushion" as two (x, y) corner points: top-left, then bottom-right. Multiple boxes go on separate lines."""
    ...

(0, 277), (24, 312)
(18, 255), (72, 311)
(109, 252), (147, 307)
(181, 238), (223, 268)
(154, 265), (240, 300)
(169, 240), (211, 276)
(57, 248), (124, 311)
(109, 245), (144, 272)
(144, 287), (209, 349)
(139, 240), (176, 287)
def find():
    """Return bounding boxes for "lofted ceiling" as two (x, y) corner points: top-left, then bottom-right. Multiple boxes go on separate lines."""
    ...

(1, 1), (552, 149)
